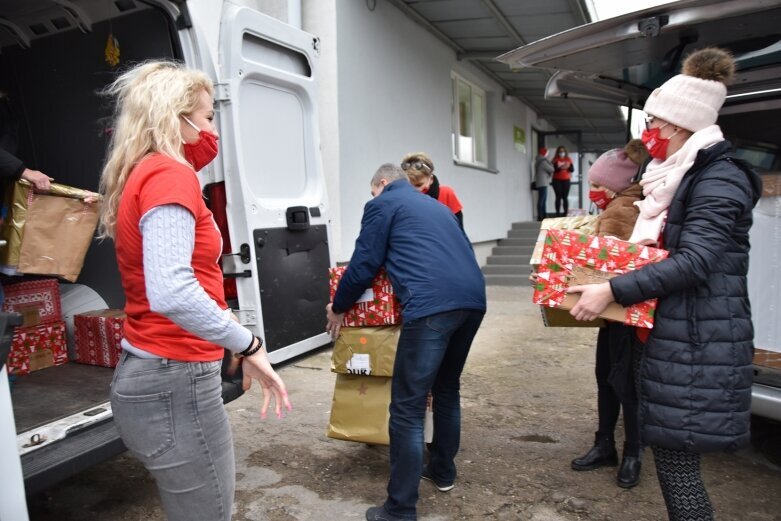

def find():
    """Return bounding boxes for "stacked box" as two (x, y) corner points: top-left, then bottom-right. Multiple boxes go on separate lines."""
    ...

(328, 266), (400, 326)
(3, 279), (67, 375)
(74, 309), (126, 368)
(6, 321), (67, 375)
(533, 229), (668, 329)
(327, 267), (404, 445)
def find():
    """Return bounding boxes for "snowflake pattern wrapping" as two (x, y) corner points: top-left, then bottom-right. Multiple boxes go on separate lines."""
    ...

(2, 279), (62, 325)
(74, 310), (126, 368)
(533, 229), (669, 328)
(329, 266), (401, 327)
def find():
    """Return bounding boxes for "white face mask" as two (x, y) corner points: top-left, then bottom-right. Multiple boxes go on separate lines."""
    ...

(558, 152), (566, 157)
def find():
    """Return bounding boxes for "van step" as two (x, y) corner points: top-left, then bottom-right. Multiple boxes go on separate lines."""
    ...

(22, 419), (126, 496)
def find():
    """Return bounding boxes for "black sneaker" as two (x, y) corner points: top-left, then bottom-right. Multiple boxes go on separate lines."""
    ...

(365, 506), (405, 521)
(421, 469), (454, 492)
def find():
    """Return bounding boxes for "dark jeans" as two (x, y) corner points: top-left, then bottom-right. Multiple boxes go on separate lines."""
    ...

(595, 324), (640, 455)
(535, 186), (548, 221)
(551, 179), (571, 216)
(384, 309), (485, 520)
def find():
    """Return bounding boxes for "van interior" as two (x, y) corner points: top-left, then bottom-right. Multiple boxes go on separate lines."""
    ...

(1, 1), (179, 441)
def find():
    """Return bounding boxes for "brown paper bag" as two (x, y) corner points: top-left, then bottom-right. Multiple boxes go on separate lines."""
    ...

(17, 193), (100, 282)
(331, 326), (399, 377)
(327, 374), (391, 445)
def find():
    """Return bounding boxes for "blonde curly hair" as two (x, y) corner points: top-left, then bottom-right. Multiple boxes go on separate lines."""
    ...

(98, 61), (213, 239)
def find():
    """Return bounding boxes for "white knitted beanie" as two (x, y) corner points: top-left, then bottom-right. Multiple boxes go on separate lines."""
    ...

(643, 48), (735, 132)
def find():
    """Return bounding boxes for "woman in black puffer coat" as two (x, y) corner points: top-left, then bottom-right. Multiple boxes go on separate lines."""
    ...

(568, 48), (761, 521)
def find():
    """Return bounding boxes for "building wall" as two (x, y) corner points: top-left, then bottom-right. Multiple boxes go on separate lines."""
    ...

(306, 1), (554, 262)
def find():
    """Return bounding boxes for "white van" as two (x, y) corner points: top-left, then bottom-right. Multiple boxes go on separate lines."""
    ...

(499, 0), (781, 423)
(0, 0), (332, 497)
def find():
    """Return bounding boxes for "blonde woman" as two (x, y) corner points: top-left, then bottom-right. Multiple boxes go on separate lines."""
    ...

(99, 61), (290, 521)
(401, 152), (464, 228)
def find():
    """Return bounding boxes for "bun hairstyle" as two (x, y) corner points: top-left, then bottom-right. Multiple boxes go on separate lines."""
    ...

(642, 47), (735, 132)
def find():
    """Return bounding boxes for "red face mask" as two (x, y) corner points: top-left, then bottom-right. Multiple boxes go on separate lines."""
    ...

(182, 117), (219, 171)
(641, 124), (677, 160)
(589, 189), (611, 210)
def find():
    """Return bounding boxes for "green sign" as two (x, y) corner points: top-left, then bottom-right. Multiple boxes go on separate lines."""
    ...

(513, 126), (526, 154)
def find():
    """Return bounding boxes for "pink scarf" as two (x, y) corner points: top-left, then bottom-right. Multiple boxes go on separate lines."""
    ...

(629, 125), (724, 245)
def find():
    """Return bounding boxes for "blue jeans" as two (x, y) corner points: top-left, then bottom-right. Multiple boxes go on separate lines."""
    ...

(384, 309), (485, 520)
(110, 351), (234, 521)
(536, 186), (548, 220)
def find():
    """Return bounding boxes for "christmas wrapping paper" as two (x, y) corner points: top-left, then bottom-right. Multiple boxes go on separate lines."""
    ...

(74, 309), (125, 368)
(533, 229), (668, 328)
(331, 326), (400, 377)
(328, 266), (401, 327)
(2, 278), (62, 325)
(7, 321), (68, 375)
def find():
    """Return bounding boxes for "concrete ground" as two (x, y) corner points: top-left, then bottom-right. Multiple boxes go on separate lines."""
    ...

(27, 286), (781, 520)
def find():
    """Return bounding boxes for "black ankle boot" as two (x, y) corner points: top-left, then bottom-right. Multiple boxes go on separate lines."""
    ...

(571, 433), (618, 471)
(617, 443), (641, 488)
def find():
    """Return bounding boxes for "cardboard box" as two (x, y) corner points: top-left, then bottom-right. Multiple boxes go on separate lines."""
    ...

(2, 278), (62, 325)
(533, 229), (668, 329)
(540, 306), (604, 327)
(73, 309), (125, 368)
(331, 326), (399, 377)
(530, 215), (599, 266)
(327, 373), (391, 445)
(6, 321), (68, 375)
(329, 266), (401, 327)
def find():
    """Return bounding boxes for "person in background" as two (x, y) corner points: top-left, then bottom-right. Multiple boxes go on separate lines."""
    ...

(0, 92), (52, 191)
(568, 48), (760, 521)
(551, 145), (574, 216)
(99, 61), (291, 521)
(533, 147), (554, 221)
(570, 139), (648, 489)
(402, 152), (464, 229)
(326, 164), (485, 521)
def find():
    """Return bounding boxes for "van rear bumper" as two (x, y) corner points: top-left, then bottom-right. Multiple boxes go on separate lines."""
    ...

(752, 383), (781, 422)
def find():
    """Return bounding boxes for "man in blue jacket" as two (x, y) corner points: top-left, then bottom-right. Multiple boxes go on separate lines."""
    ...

(326, 163), (486, 521)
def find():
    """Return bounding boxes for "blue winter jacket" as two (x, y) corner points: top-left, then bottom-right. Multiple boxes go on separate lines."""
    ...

(332, 180), (486, 321)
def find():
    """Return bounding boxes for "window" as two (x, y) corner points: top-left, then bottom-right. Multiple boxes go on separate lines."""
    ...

(452, 73), (487, 166)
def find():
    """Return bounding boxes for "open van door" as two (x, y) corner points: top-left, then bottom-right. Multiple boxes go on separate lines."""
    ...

(216, 4), (332, 364)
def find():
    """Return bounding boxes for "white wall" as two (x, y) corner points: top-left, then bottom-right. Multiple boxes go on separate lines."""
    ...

(325, 1), (546, 261)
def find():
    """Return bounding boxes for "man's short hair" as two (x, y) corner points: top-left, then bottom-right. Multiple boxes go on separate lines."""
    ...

(371, 163), (407, 186)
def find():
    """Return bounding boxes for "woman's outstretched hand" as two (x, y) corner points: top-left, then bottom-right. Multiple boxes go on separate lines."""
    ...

(241, 343), (292, 420)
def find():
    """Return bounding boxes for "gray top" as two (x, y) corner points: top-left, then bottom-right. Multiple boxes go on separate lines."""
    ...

(534, 155), (554, 187)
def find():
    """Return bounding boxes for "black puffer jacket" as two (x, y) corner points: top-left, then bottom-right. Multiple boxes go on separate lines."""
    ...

(610, 141), (761, 454)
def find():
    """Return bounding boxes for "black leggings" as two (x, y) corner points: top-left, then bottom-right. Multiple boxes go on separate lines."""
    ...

(652, 446), (714, 520)
(551, 179), (571, 215)
(595, 324), (640, 455)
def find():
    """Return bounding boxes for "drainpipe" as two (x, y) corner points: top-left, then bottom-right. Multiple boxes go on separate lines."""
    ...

(288, 0), (301, 29)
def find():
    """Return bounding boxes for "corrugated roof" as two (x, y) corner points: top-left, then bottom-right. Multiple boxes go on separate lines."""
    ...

(388, 0), (629, 152)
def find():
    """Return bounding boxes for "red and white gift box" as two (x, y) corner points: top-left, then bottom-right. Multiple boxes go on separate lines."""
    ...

(329, 266), (401, 327)
(533, 229), (668, 329)
(2, 278), (62, 325)
(74, 309), (125, 368)
(6, 321), (68, 375)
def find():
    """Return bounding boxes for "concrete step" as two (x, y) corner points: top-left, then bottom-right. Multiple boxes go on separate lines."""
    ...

(484, 274), (529, 286)
(486, 254), (531, 266)
(498, 237), (536, 247)
(511, 221), (542, 231)
(491, 245), (534, 256)
(508, 228), (540, 240)
(482, 264), (529, 275)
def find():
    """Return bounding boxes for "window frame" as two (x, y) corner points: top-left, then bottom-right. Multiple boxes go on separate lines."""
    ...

(451, 72), (488, 168)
